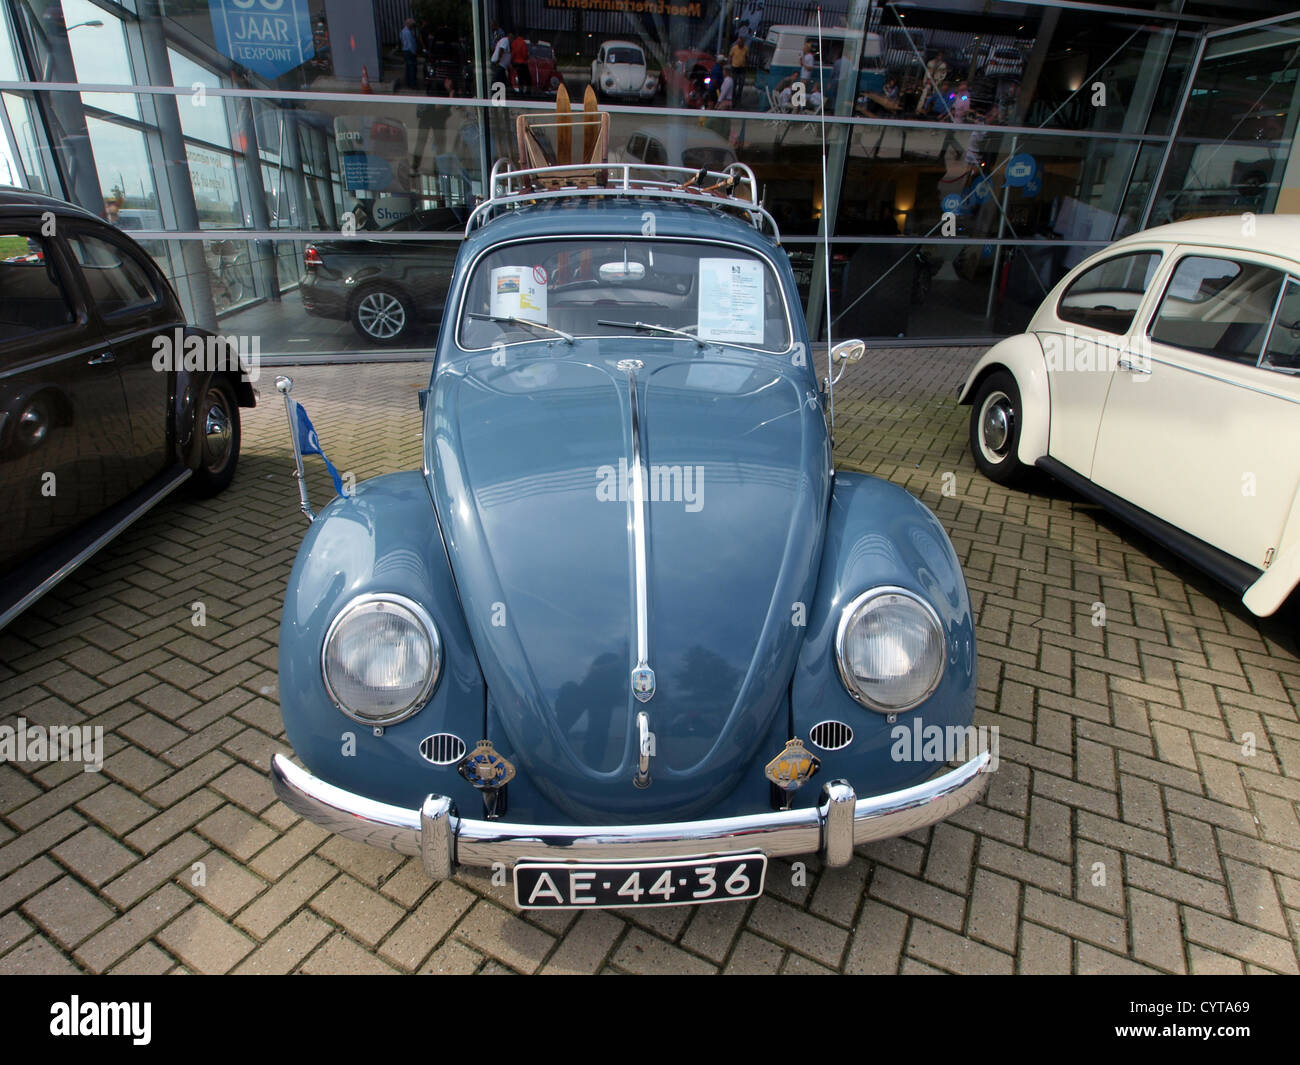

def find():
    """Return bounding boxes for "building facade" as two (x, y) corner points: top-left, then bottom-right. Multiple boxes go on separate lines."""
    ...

(1, 0), (1298, 353)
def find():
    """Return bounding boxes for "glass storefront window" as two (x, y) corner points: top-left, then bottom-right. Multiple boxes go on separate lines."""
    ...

(62, 0), (140, 121)
(1152, 17), (1300, 225)
(170, 48), (232, 148)
(4, 0), (1290, 349)
(84, 114), (157, 216)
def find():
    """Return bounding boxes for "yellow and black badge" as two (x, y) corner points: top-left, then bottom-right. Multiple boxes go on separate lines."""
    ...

(765, 738), (820, 791)
(458, 739), (516, 790)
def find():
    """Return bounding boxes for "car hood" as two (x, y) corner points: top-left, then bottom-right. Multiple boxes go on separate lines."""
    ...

(605, 62), (648, 89)
(427, 343), (829, 821)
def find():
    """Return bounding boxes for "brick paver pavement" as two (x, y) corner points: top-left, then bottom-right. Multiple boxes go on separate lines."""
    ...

(1, 348), (1298, 974)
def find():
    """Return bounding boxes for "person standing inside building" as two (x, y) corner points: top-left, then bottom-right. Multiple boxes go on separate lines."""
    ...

(511, 32), (532, 95)
(490, 30), (511, 93)
(728, 36), (748, 107)
(401, 18), (419, 90)
(716, 66), (735, 109)
(800, 40), (816, 83)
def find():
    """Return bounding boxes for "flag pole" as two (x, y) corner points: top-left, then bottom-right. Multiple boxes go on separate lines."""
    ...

(275, 375), (314, 522)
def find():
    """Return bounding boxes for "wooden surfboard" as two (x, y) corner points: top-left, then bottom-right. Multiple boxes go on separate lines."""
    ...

(583, 85), (599, 163)
(556, 82), (572, 165)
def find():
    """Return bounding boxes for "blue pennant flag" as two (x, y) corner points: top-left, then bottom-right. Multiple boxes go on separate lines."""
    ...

(290, 398), (346, 497)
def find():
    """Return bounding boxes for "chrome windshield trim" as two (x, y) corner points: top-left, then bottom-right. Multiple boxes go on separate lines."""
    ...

(622, 358), (655, 704)
(452, 235), (796, 356)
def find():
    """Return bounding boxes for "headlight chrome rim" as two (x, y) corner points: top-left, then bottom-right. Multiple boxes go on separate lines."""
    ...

(321, 592), (441, 726)
(835, 586), (945, 713)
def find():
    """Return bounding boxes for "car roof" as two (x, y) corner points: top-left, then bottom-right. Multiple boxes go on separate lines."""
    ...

(465, 198), (779, 257)
(0, 185), (101, 222)
(603, 40), (642, 50)
(1114, 214), (1300, 262)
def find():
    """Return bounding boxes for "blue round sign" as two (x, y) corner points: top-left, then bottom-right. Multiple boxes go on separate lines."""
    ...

(1006, 153), (1038, 188)
(1023, 175), (1042, 197)
(941, 193), (964, 214)
(972, 178), (992, 203)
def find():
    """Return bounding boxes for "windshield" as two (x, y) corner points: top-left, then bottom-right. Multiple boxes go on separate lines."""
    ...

(458, 239), (791, 352)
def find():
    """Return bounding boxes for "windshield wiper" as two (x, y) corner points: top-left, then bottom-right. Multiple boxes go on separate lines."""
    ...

(597, 319), (703, 347)
(467, 312), (573, 344)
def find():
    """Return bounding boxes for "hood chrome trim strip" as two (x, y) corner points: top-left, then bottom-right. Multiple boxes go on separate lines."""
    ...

(620, 359), (656, 705)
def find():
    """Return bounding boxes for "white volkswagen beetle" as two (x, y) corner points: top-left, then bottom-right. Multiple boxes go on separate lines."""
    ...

(591, 40), (659, 101)
(959, 215), (1300, 617)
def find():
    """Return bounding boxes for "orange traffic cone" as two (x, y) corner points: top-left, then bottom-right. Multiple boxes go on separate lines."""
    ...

(360, 65), (373, 94)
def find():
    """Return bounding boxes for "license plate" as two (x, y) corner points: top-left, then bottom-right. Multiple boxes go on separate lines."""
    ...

(514, 855), (767, 909)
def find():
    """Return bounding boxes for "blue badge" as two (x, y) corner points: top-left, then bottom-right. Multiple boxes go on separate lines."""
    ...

(209, 0), (315, 82)
(1006, 152), (1038, 188)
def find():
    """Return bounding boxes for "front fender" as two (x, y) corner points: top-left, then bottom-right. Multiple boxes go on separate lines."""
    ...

(792, 472), (978, 794)
(279, 471), (486, 810)
(957, 333), (1050, 466)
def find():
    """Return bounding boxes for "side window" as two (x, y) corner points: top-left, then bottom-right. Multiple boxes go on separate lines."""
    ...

(627, 134), (645, 161)
(66, 232), (160, 318)
(1262, 277), (1300, 372)
(0, 234), (74, 342)
(1150, 255), (1285, 364)
(1056, 251), (1160, 335)
(644, 138), (668, 165)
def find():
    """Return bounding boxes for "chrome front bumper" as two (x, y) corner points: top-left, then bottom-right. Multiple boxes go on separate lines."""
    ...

(270, 751), (992, 878)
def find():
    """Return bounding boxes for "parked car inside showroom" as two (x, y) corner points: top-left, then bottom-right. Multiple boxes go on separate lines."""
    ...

(590, 40), (660, 101)
(0, 187), (255, 630)
(300, 205), (469, 344)
(960, 215), (1300, 617)
(270, 108), (991, 909)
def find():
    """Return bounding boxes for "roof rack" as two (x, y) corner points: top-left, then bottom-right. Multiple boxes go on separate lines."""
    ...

(465, 159), (781, 242)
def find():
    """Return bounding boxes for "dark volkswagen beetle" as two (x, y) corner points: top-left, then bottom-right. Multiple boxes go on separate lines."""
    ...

(272, 146), (990, 909)
(0, 188), (254, 629)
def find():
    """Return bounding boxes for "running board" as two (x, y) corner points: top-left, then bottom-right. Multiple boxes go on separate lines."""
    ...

(0, 465), (193, 631)
(1035, 456), (1261, 597)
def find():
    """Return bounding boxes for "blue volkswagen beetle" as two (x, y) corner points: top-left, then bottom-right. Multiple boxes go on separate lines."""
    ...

(271, 148), (991, 909)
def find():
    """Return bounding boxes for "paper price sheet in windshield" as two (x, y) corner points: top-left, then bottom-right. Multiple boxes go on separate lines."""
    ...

(698, 258), (764, 343)
(490, 265), (548, 325)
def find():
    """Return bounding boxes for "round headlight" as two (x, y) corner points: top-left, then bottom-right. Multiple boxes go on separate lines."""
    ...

(322, 594), (441, 725)
(836, 587), (944, 712)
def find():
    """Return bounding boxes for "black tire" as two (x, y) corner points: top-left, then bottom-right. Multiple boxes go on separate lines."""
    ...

(969, 369), (1026, 485)
(189, 376), (240, 497)
(350, 285), (415, 344)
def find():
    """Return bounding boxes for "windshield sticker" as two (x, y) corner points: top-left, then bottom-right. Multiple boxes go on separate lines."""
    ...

(491, 266), (548, 324)
(698, 259), (764, 343)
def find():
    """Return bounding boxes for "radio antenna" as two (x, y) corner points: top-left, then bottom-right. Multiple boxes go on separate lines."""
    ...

(816, 5), (835, 430)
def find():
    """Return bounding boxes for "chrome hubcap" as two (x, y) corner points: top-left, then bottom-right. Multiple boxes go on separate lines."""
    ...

(979, 391), (1014, 461)
(202, 392), (232, 471)
(18, 405), (48, 446)
(358, 292), (406, 339)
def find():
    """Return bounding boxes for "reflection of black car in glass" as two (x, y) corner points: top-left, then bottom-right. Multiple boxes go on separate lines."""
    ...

(424, 35), (473, 97)
(0, 188), (256, 630)
(300, 206), (468, 344)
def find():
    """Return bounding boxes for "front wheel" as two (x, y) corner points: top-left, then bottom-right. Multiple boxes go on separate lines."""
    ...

(189, 376), (241, 497)
(351, 286), (414, 344)
(969, 370), (1026, 484)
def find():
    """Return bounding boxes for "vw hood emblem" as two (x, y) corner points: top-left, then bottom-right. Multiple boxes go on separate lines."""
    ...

(631, 665), (656, 702)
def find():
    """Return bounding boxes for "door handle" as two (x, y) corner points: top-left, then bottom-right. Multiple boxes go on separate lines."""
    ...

(88, 351), (115, 366)
(1117, 357), (1150, 375)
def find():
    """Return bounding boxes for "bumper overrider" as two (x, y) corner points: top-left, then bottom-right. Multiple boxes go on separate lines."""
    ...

(270, 750), (992, 878)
